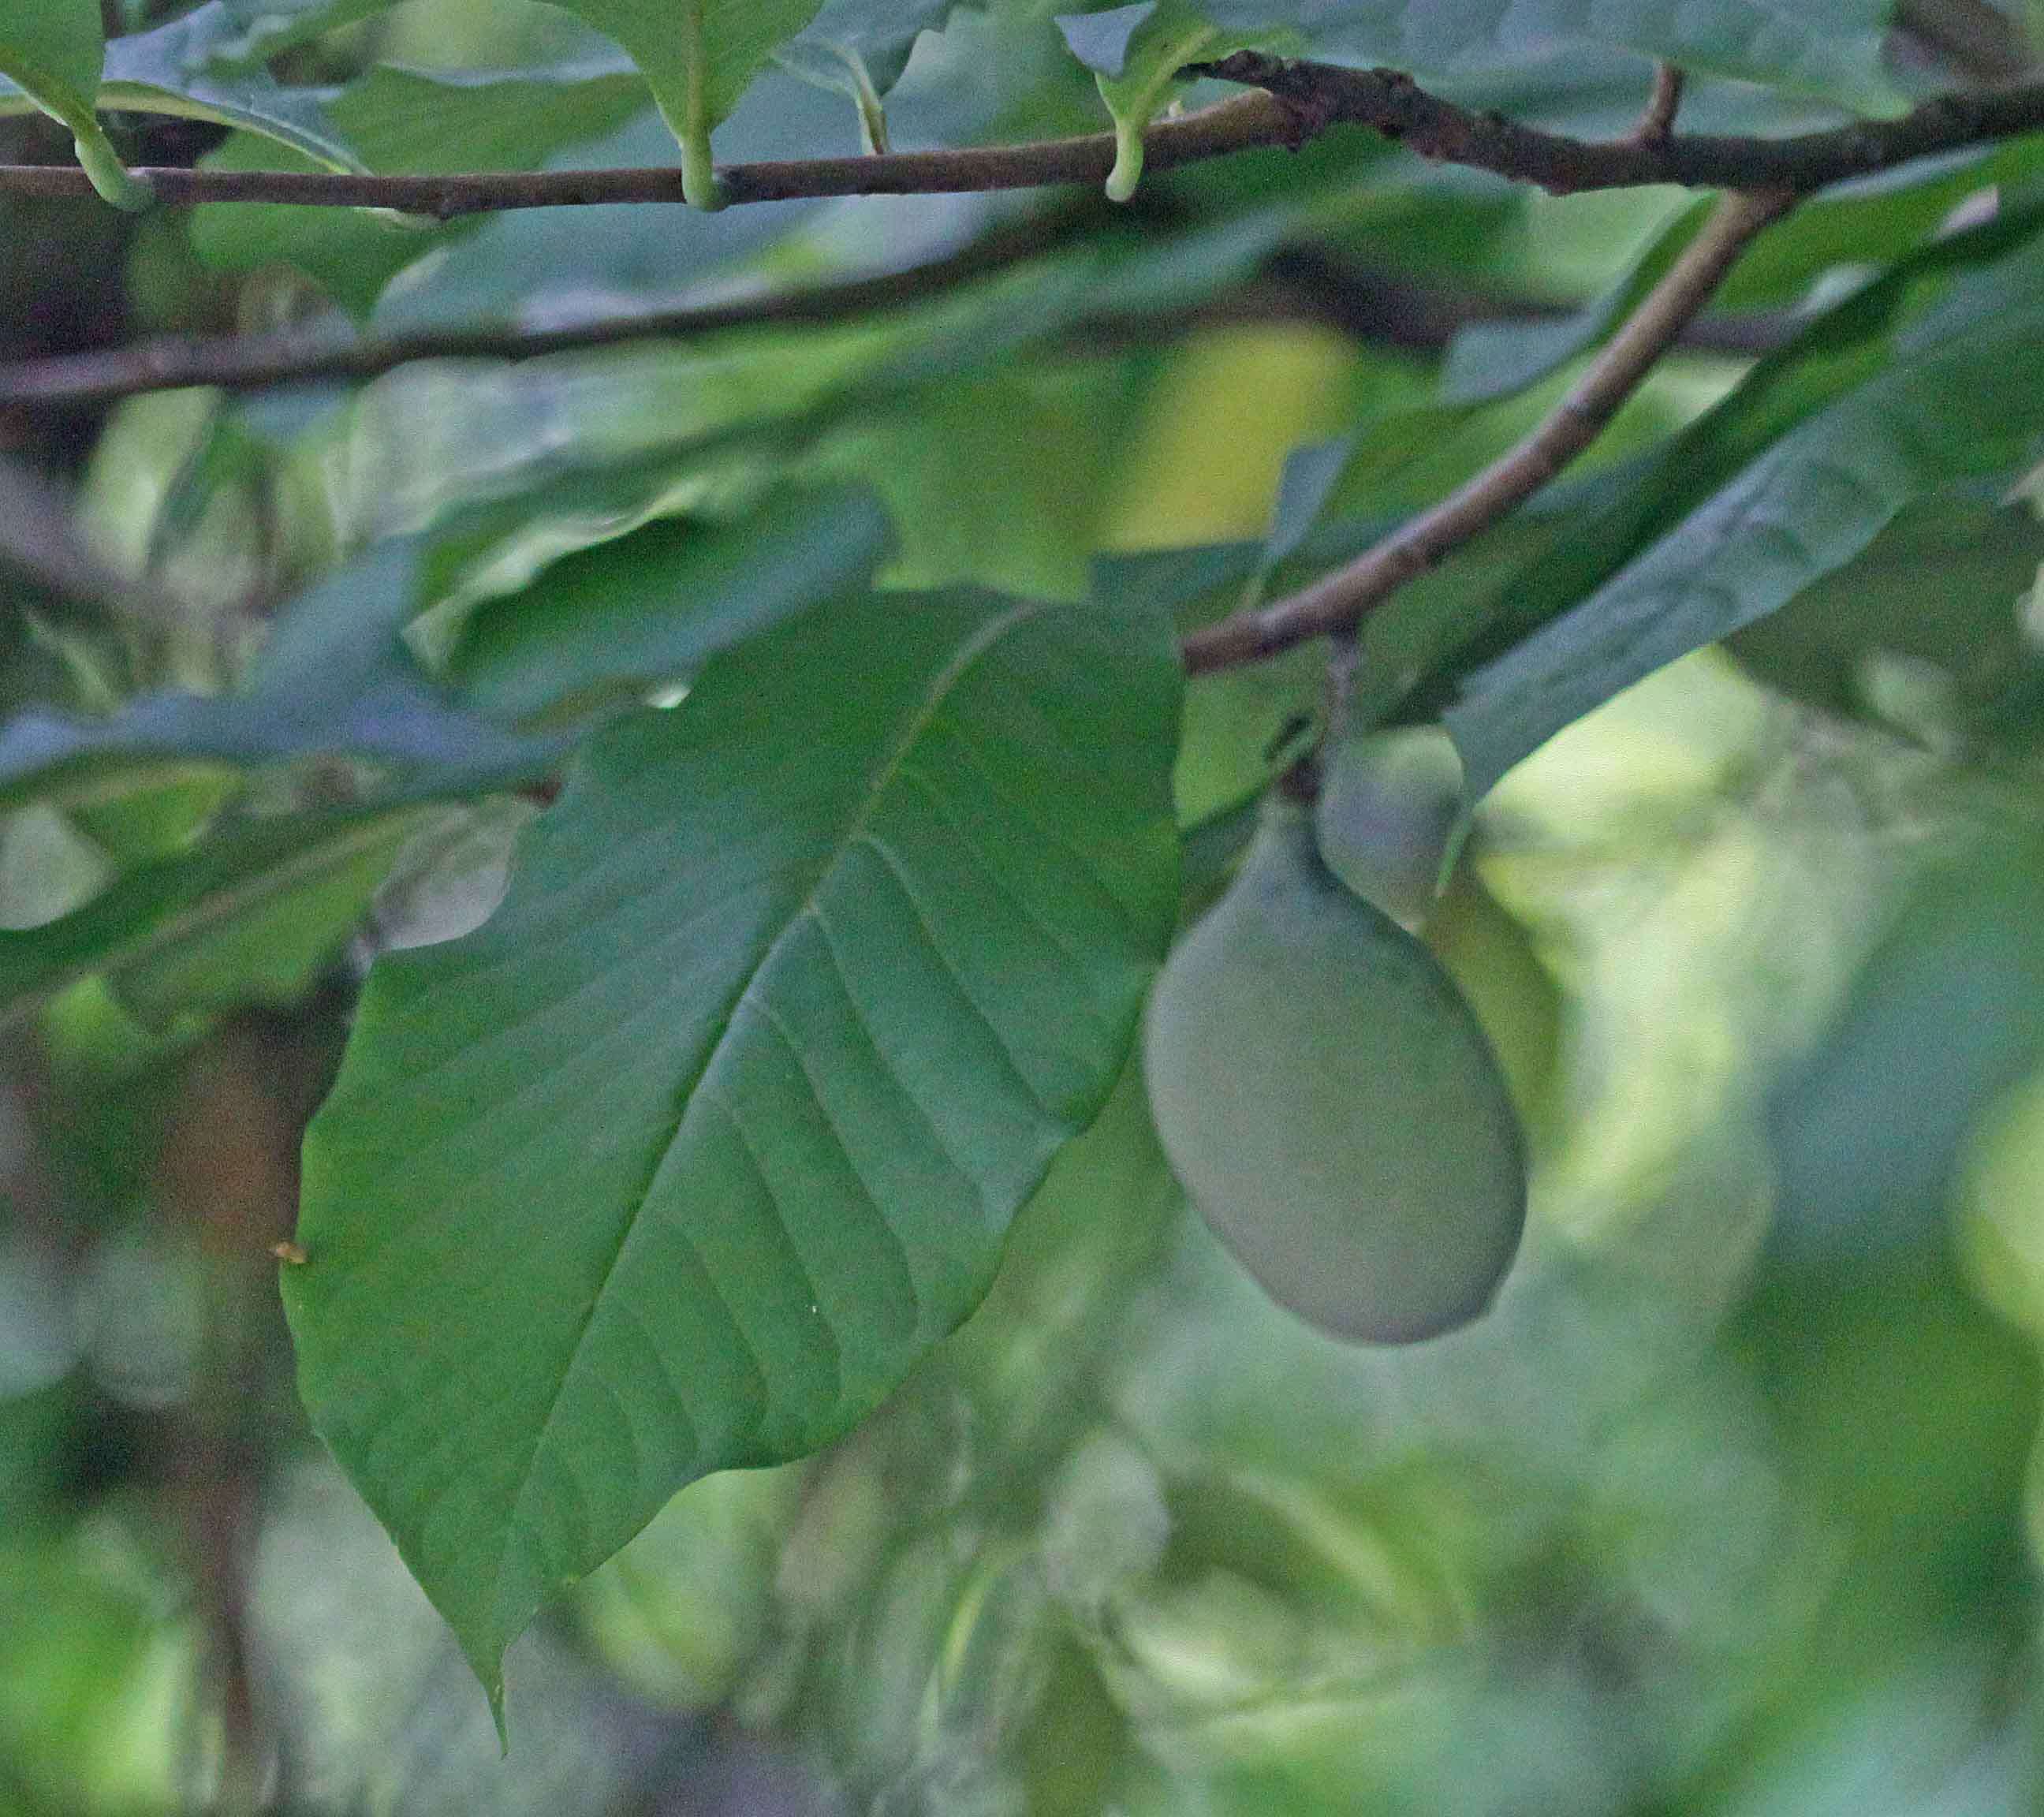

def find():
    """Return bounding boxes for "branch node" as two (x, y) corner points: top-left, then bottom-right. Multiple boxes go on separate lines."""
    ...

(1179, 188), (1791, 676)
(1629, 63), (1688, 146)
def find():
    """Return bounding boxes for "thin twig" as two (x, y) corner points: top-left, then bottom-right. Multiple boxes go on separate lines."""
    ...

(1180, 188), (1794, 676)
(0, 242), (1796, 410)
(1630, 64), (1687, 146)
(2, 63), (2044, 213)
(0, 91), (1295, 214)
(0, 211), (1077, 409)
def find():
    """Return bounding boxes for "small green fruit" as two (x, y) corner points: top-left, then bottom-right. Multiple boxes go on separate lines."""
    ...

(1315, 725), (1466, 930)
(1143, 800), (1526, 1343)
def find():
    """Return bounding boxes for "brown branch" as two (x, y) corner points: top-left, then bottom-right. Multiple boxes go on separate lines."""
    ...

(0, 91), (1298, 215)
(2, 62), (2044, 215)
(0, 211), (1082, 409)
(1179, 188), (1794, 676)
(1187, 54), (2044, 195)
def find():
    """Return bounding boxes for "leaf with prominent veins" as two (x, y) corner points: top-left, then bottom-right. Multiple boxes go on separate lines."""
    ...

(285, 588), (1181, 1725)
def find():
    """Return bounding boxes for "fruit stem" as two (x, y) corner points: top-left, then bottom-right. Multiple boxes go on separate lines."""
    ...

(1276, 750), (1322, 804)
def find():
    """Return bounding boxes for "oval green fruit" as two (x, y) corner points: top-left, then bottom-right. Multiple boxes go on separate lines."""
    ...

(1315, 724), (1466, 930)
(1144, 800), (1526, 1343)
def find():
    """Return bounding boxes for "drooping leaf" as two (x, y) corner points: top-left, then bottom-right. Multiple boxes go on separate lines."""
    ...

(0, 2), (379, 169)
(285, 588), (1182, 1715)
(1060, 2), (1243, 201)
(1445, 225), (2044, 797)
(0, 0), (148, 209)
(101, 5), (359, 166)
(1726, 496), (2044, 739)
(769, 35), (890, 150)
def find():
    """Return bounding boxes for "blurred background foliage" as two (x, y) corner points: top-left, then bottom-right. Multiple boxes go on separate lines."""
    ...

(5, 0), (2044, 1811)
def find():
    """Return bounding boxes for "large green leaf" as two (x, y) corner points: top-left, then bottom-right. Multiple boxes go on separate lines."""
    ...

(0, 0), (99, 103)
(285, 588), (1182, 1716)
(536, 0), (823, 203)
(1445, 229), (2044, 797)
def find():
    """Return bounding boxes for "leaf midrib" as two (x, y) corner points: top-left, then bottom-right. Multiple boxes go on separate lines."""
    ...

(488, 598), (1051, 1636)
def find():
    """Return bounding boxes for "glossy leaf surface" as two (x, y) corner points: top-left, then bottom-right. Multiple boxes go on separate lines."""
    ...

(287, 588), (1182, 1707)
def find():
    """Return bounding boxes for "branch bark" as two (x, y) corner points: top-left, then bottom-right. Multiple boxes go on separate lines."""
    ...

(0, 213), (1079, 409)
(1179, 188), (1794, 676)
(1, 62), (2042, 214)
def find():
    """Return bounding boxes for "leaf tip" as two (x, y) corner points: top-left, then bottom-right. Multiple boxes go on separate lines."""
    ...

(486, 1675), (509, 1755)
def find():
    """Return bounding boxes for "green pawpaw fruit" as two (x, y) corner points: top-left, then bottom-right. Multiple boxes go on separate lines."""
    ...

(1143, 797), (1527, 1343)
(1314, 724), (1466, 931)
